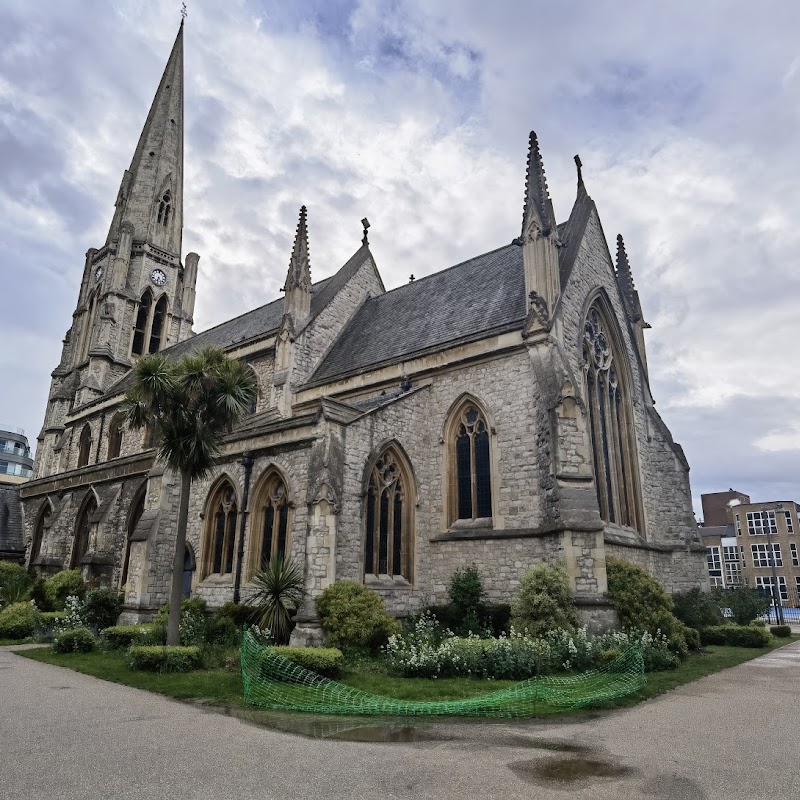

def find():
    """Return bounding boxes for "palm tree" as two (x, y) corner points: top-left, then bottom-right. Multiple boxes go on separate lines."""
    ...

(246, 556), (305, 645)
(124, 346), (257, 645)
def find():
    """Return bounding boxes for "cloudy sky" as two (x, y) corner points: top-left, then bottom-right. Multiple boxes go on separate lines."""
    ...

(1, 0), (799, 517)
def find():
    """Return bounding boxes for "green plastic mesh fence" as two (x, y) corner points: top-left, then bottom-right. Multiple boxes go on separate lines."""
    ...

(240, 631), (646, 717)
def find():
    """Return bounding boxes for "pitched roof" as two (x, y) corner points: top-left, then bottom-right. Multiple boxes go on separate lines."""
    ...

(308, 242), (526, 385)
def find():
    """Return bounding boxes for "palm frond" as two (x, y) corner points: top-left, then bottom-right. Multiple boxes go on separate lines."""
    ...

(246, 557), (305, 645)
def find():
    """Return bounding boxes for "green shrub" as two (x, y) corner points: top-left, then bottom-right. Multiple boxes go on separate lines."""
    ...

(270, 646), (344, 677)
(316, 580), (398, 650)
(446, 565), (485, 633)
(0, 601), (42, 640)
(424, 601), (511, 637)
(101, 624), (156, 650)
(714, 587), (771, 626)
(672, 588), (721, 629)
(769, 625), (792, 638)
(53, 626), (96, 653)
(483, 603), (512, 637)
(0, 562), (33, 607)
(82, 589), (123, 630)
(127, 645), (202, 672)
(510, 561), (579, 637)
(606, 557), (686, 654)
(207, 616), (240, 647)
(152, 598), (208, 646)
(700, 625), (772, 648)
(215, 602), (252, 627)
(749, 618), (767, 628)
(45, 570), (85, 610)
(594, 648), (622, 668)
(41, 611), (68, 624)
(682, 626), (701, 651)
(29, 578), (53, 611)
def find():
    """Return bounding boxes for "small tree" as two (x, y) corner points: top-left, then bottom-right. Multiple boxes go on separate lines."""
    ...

(124, 347), (257, 645)
(246, 557), (305, 645)
(510, 561), (579, 636)
(672, 587), (721, 629)
(447, 565), (485, 634)
(715, 586), (771, 625)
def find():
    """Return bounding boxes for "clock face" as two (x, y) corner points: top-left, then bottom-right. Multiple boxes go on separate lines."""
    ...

(150, 268), (167, 287)
(94, 266), (103, 282)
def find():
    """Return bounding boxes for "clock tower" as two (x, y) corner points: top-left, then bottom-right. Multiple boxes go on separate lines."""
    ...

(34, 22), (199, 476)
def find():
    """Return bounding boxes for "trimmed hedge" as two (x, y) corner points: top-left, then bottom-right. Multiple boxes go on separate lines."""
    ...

(770, 625), (792, 638)
(271, 646), (344, 677)
(700, 625), (772, 648)
(101, 624), (156, 650)
(0, 601), (42, 640)
(53, 627), (96, 653)
(127, 645), (201, 672)
(316, 581), (398, 650)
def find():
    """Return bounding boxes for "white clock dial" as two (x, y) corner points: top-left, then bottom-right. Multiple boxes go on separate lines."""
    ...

(150, 268), (167, 286)
(94, 266), (103, 282)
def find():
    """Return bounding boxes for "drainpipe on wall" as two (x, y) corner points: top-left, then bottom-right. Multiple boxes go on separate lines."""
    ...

(233, 453), (254, 605)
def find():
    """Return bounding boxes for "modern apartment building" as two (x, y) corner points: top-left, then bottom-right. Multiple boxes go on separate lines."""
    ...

(0, 427), (34, 482)
(0, 426), (32, 562)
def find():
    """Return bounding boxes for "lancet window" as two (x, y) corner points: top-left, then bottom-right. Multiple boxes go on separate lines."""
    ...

(132, 290), (169, 357)
(364, 447), (412, 580)
(71, 493), (97, 569)
(582, 304), (641, 530)
(203, 481), (238, 578)
(148, 295), (167, 354)
(131, 291), (152, 356)
(157, 191), (172, 226)
(77, 424), (92, 468)
(250, 472), (290, 575)
(107, 414), (125, 460)
(120, 490), (145, 589)
(30, 502), (51, 566)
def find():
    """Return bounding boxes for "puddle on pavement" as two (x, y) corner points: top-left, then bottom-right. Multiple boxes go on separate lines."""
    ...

(510, 756), (636, 785)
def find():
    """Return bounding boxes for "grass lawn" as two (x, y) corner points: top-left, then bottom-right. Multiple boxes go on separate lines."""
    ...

(16, 636), (798, 716)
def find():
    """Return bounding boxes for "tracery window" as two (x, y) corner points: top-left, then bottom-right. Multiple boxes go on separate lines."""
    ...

(157, 191), (172, 226)
(71, 493), (97, 569)
(107, 414), (125, 460)
(448, 401), (492, 523)
(148, 295), (167, 354)
(77, 424), (92, 468)
(250, 471), (290, 575)
(583, 303), (641, 530)
(202, 481), (238, 578)
(364, 447), (412, 579)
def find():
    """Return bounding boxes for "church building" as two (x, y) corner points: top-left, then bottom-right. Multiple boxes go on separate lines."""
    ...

(20, 23), (706, 634)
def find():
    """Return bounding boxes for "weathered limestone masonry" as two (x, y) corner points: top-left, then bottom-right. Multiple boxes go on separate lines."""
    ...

(21, 25), (705, 635)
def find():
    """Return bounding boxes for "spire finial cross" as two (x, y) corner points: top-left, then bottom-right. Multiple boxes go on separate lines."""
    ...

(181, 2), (187, 20)
(361, 217), (370, 246)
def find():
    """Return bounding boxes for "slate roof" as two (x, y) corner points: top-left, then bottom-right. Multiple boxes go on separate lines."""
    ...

(308, 242), (526, 385)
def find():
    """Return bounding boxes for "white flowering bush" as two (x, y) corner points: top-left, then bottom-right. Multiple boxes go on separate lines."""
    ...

(53, 595), (86, 636)
(384, 614), (679, 678)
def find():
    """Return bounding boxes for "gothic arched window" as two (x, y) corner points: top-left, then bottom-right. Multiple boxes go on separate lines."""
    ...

(583, 303), (642, 530)
(249, 470), (290, 576)
(157, 191), (172, 227)
(77, 424), (92, 468)
(364, 447), (412, 580)
(80, 291), (99, 362)
(131, 290), (152, 356)
(202, 480), (238, 578)
(29, 501), (52, 566)
(120, 489), (145, 589)
(71, 493), (97, 569)
(107, 414), (125, 460)
(447, 400), (493, 523)
(148, 295), (167, 354)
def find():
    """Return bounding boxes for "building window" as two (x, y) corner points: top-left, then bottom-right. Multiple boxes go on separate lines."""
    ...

(30, 502), (51, 566)
(723, 545), (741, 586)
(735, 514), (741, 535)
(202, 481), (238, 578)
(71, 493), (97, 569)
(157, 191), (172, 227)
(77, 425), (92, 468)
(107, 415), (125, 460)
(131, 290), (152, 357)
(747, 510), (777, 535)
(751, 542), (782, 568)
(582, 303), (641, 530)
(706, 546), (722, 578)
(365, 446), (412, 580)
(791, 543), (799, 568)
(784, 511), (794, 534)
(448, 400), (492, 523)
(121, 491), (145, 590)
(709, 576), (724, 588)
(755, 575), (788, 603)
(148, 295), (167, 354)
(250, 471), (290, 575)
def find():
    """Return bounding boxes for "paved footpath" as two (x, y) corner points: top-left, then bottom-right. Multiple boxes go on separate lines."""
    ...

(1, 642), (799, 800)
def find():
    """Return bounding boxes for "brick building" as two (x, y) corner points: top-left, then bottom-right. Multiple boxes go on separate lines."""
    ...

(19, 23), (705, 637)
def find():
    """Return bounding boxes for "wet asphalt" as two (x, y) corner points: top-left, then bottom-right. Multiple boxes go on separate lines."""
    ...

(1, 641), (798, 799)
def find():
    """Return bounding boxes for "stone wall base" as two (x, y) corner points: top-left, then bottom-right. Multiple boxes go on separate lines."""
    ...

(605, 539), (708, 593)
(117, 606), (158, 625)
(289, 621), (326, 647)
(574, 593), (619, 634)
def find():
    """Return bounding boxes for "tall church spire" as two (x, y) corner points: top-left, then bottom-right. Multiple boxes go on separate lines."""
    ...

(107, 22), (185, 256)
(283, 206), (312, 324)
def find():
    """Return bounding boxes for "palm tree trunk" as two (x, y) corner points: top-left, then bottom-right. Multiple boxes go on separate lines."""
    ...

(167, 469), (192, 646)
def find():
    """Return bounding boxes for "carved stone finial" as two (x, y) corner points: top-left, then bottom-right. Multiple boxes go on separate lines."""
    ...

(574, 154), (584, 191)
(522, 130), (557, 241)
(409, 274), (415, 283)
(361, 217), (370, 246)
(283, 205), (311, 294)
(181, 2), (187, 21)
(528, 290), (550, 328)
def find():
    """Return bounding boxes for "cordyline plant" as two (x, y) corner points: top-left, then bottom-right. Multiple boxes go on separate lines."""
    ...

(246, 556), (305, 645)
(124, 346), (257, 646)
